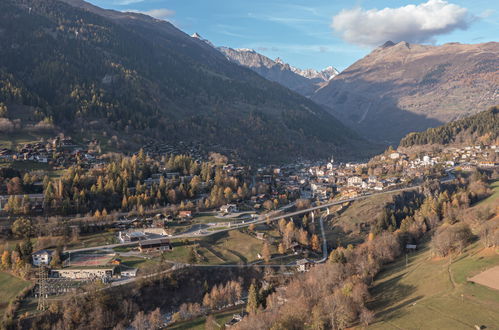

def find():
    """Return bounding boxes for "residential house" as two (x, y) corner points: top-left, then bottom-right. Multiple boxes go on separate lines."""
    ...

(32, 249), (53, 266)
(220, 204), (239, 214)
(138, 239), (172, 253)
(347, 176), (363, 187)
(296, 258), (313, 272)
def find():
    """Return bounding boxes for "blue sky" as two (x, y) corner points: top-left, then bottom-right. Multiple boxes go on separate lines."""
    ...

(88, 0), (498, 71)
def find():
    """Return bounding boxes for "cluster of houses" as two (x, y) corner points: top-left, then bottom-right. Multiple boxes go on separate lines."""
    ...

(251, 145), (497, 204)
(0, 136), (100, 168)
(256, 157), (400, 202)
(140, 140), (205, 160)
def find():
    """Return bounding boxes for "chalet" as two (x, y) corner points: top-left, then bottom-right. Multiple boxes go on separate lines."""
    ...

(296, 258), (313, 272)
(32, 249), (53, 266)
(138, 238), (172, 253)
(225, 313), (246, 327)
(178, 210), (192, 219)
(220, 204), (238, 214)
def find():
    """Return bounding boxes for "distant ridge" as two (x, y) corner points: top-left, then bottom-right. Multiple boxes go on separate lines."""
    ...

(218, 46), (338, 97)
(311, 41), (499, 143)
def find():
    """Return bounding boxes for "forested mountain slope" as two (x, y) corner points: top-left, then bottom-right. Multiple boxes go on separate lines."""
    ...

(400, 106), (499, 147)
(0, 0), (366, 163)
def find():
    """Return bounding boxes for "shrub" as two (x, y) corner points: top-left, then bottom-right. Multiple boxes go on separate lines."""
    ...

(431, 223), (473, 257)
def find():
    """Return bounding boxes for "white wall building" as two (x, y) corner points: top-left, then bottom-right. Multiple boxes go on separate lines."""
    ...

(32, 250), (53, 266)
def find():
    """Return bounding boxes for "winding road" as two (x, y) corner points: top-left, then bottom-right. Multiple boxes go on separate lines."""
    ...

(64, 182), (431, 254)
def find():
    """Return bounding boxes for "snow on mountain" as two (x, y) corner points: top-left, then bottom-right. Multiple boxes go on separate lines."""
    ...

(190, 33), (339, 97)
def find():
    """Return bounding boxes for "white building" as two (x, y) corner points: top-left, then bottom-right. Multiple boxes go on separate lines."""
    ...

(121, 268), (138, 277)
(220, 204), (239, 214)
(347, 176), (363, 187)
(389, 152), (400, 160)
(32, 250), (53, 266)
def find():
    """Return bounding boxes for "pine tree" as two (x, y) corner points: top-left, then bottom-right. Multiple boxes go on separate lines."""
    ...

(246, 283), (258, 314)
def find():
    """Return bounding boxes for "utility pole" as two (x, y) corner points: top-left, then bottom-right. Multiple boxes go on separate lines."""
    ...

(37, 266), (48, 311)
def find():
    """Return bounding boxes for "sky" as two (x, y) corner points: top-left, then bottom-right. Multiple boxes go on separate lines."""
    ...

(88, 0), (498, 71)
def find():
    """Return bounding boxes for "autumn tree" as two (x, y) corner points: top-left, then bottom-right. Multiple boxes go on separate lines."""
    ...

(262, 242), (271, 262)
(205, 314), (218, 330)
(278, 243), (286, 254)
(148, 308), (162, 329)
(1, 250), (11, 269)
(246, 283), (259, 314)
(311, 234), (321, 252)
(11, 217), (33, 239)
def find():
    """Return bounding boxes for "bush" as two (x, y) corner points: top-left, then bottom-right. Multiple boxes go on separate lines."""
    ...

(431, 223), (473, 257)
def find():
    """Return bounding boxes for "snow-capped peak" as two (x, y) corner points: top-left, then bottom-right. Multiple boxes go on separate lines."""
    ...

(190, 32), (215, 48)
(236, 48), (256, 53)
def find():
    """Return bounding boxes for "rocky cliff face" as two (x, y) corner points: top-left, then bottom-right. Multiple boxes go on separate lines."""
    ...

(312, 41), (499, 143)
(218, 46), (338, 97)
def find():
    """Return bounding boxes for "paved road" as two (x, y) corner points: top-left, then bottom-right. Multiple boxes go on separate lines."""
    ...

(65, 176), (458, 254)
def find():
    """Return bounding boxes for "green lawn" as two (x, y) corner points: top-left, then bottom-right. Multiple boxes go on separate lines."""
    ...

(368, 243), (499, 329)
(191, 213), (232, 224)
(163, 230), (268, 265)
(65, 231), (118, 249)
(0, 132), (51, 150)
(168, 307), (242, 330)
(0, 272), (30, 317)
(198, 230), (270, 264)
(477, 179), (499, 208)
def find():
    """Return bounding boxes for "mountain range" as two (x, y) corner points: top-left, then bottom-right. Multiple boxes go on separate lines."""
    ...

(311, 41), (499, 143)
(190, 34), (498, 147)
(217, 46), (338, 97)
(0, 0), (368, 163)
(190, 32), (338, 98)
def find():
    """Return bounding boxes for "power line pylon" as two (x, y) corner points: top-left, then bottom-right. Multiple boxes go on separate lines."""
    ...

(37, 266), (48, 311)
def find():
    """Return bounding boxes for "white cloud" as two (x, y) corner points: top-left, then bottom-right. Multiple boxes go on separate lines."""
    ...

(127, 8), (175, 20)
(479, 9), (495, 18)
(331, 0), (473, 47)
